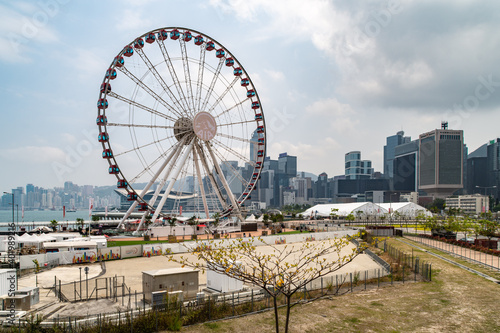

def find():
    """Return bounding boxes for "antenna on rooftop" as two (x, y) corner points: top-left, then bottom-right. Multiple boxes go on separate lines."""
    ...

(441, 121), (448, 130)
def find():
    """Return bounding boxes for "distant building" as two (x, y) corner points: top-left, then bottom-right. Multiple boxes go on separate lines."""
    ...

(393, 140), (419, 192)
(418, 123), (464, 198)
(487, 138), (500, 200)
(384, 131), (411, 179)
(345, 151), (373, 180)
(445, 194), (489, 215)
(466, 144), (488, 195)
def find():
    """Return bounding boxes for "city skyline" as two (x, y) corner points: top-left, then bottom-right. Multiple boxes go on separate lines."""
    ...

(2, 1), (500, 191)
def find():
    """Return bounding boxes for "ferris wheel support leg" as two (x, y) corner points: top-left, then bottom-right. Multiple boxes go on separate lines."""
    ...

(116, 140), (186, 230)
(151, 140), (195, 222)
(193, 147), (210, 219)
(134, 141), (186, 233)
(204, 142), (244, 222)
(195, 143), (228, 211)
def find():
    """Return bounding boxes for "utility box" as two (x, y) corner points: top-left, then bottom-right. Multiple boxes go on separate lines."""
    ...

(206, 261), (243, 293)
(13, 287), (39, 307)
(142, 268), (199, 304)
(1, 295), (30, 311)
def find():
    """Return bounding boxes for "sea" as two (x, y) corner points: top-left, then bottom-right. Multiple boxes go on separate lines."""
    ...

(0, 209), (92, 231)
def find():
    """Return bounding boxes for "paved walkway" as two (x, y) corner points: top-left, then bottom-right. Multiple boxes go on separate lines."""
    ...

(405, 235), (500, 271)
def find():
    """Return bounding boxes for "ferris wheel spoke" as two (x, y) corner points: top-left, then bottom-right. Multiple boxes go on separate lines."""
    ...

(204, 141), (243, 219)
(195, 142), (229, 210)
(200, 58), (225, 112)
(128, 144), (177, 184)
(211, 138), (253, 165)
(213, 150), (249, 186)
(117, 67), (180, 119)
(195, 45), (207, 113)
(151, 139), (195, 222)
(193, 147), (210, 219)
(114, 136), (172, 158)
(108, 91), (176, 123)
(179, 39), (195, 113)
(216, 132), (251, 144)
(217, 119), (255, 127)
(207, 77), (239, 114)
(213, 99), (248, 120)
(135, 48), (186, 118)
(157, 39), (190, 115)
(107, 122), (174, 130)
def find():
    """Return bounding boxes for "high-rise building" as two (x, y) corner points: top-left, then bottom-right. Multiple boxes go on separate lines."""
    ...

(486, 138), (500, 200)
(345, 151), (373, 180)
(384, 131), (411, 178)
(249, 129), (259, 163)
(466, 144), (488, 195)
(418, 123), (464, 198)
(393, 140), (419, 191)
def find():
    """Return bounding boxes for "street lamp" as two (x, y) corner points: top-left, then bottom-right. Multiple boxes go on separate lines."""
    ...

(475, 185), (497, 195)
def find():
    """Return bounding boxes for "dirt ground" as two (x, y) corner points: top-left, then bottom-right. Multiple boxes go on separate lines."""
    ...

(178, 238), (500, 333)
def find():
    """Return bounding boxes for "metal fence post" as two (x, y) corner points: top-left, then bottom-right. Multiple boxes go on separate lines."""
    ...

(350, 273), (352, 293)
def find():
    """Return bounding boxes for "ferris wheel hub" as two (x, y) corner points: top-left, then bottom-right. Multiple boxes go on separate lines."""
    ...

(173, 117), (193, 143)
(193, 111), (217, 141)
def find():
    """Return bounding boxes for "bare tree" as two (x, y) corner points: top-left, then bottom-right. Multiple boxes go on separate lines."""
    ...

(170, 234), (364, 333)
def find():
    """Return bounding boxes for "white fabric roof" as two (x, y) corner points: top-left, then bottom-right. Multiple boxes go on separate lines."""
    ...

(245, 214), (257, 222)
(377, 202), (432, 218)
(301, 202), (388, 217)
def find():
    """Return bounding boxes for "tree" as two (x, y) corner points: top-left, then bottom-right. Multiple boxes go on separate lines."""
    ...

(75, 218), (84, 232)
(50, 220), (58, 231)
(263, 213), (270, 227)
(330, 208), (339, 221)
(187, 216), (198, 239)
(170, 234), (365, 333)
(91, 215), (100, 222)
(345, 213), (355, 223)
(167, 217), (178, 236)
(476, 219), (498, 241)
(457, 217), (474, 240)
(415, 212), (426, 234)
(423, 216), (438, 235)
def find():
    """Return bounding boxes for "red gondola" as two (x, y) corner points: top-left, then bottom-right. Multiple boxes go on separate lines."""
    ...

(233, 67), (242, 76)
(109, 165), (119, 174)
(252, 102), (260, 109)
(255, 161), (262, 168)
(225, 58), (234, 66)
(96, 115), (107, 125)
(117, 179), (128, 188)
(145, 33), (156, 43)
(194, 35), (204, 45)
(123, 46), (134, 57)
(98, 132), (109, 142)
(157, 29), (168, 40)
(97, 99), (108, 109)
(252, 173), (258, 179)
(216, 49), (225, 58)
(100, 82), (111, 93)
(241, 78), (249, 86)
(138, 202), (148, 211)
(113, 56), (124, 68)
(127, 192), (137, 201)
(183, 31), (192, 42)
(170, 29), (180, 40)
(206, 41), (215, 51)
(134, 38), (144, 49)
(105, 68), (117, 80)
(257, 150), (264, 157)
(102, 149), (113, 159)
(257, 126), (264, 133)
(255, 113), (263, 120)
(258, 138), (265, 145)
(247, 90), (256, 97)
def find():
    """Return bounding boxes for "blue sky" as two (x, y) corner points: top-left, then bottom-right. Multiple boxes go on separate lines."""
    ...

(2, 0), (500, 191)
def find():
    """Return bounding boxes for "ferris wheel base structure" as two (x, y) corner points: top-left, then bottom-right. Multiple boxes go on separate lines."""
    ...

(96, 27), (266, 233)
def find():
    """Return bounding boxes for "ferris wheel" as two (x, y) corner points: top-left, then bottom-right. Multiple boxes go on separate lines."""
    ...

(96, 27), (266, 230)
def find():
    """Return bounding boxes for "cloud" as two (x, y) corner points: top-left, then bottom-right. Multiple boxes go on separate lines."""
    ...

(0, 2), (60, 63)
(0, 146), (66, 163)
(306, 98), (359, 134)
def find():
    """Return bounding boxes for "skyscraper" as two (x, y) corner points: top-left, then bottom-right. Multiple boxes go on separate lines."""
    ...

(393, 140), (419, 191)
(384, 131), (411, 178)
(418, 123), (464, 198)
(345, 151), (373, 180)
(249, 129), (259, 163)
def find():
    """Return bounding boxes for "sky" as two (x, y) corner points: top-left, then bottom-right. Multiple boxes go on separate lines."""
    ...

(1, 0), (500, 192)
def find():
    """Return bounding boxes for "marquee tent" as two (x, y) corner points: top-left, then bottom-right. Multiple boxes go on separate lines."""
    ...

(377, 202), (432, 218)
(301, 202), (388, 218)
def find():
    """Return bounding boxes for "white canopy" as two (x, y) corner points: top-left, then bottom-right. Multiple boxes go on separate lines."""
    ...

(377, 202), (432, 218)
(244, 214), (257, 222)
(301, 202), (388, 218)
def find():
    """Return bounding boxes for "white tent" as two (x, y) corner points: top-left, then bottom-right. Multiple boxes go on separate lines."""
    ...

(377, 202), (432, 218)
(244, 214), (257, 222)
(301, 202), (389, 218)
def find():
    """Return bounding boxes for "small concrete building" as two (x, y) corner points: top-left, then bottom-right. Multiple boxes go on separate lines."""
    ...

(142, 268), (199, 303)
